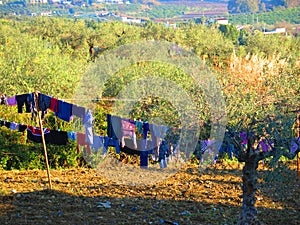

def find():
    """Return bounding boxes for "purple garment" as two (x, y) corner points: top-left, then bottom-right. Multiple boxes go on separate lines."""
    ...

(7, 96), (17, 106)
(259, 140), (271, 152)
(72, 104), (86, 120)
(290, 138), (299, 154)
(240, 132), (247, 145)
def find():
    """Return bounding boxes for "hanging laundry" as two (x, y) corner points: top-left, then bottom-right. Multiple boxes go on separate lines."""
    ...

(77, 132), (91, 155)
(83, 109), (94, 147)
(38, 93), (51, 112)
(27, 126), (51, 143)
(67, 131), (77, 141)
(49, 97), (59, 112)
(55, 100), (73, 122)
(107, 114), (114, 138)
(91, 135), (104, 153)
(104, 136), (120, 154)
(290, 138), (299, 154)
(258, 139), (273, 152)
(165, 127), (180, 152)
(149, 123), (168, 138)
(112, 115), (122, 139)
(72, 104), (86, 121)
(107, 114), (123, 140)
(120, 138), (142, 155)
(0, 94), (7, 105)
(16, 94), (31, 113)
(135, 119), (143, 134)
(159, 140), (169, 169)
(18, 124), (27, 132)
(158, 125), (169, 139)
(121, 118), (137, 149)
(140, 150), (148, 168)
(46, 130), (68, 145)
(4, 121), (11, 129)
(27, 92), (36, 113)
(240, 132), (247, 145)
(9, 122), (18, 131)
(6, 96), (17, 106)
(142, 121), (150, 140)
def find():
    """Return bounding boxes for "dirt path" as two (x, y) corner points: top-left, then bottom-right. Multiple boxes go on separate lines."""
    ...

(0, 161), (299, 225)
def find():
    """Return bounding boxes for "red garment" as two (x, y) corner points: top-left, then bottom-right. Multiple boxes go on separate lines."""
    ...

(49, 97), (58, 112)
(77, 132), (91, 155)
(27, 126), (50, 136)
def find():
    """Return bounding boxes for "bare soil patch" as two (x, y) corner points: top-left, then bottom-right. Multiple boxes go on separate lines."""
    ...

(0, 161), (299, 225)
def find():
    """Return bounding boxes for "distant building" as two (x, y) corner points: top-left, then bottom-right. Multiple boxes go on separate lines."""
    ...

(121, 16), (141, 24)
(263, 28), (287, 35)
(216, 18), (229, 25)
(164, 21), (176, 29)
(30, 0), (48, 3)
(40, 11), (52, 16)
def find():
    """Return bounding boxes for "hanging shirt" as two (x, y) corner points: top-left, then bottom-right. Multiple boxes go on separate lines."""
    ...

(56, 100), (73, 122)
(27, 92), (36, 113)
(121, 118), (137, 149)
(121, 119), (135, 137)
(111, 115), (122, 139)
(106, 114), (122, 139)
(83, 109), (94, 146)
(7, 96), (17, 106)
(77, 132), (91, 155)
(92, 135), (104, 153)
(9, 122), (19, 131)
(38, 93), (51, 112)
(49, 97), (58, 112)
(72, 104), (86, 121)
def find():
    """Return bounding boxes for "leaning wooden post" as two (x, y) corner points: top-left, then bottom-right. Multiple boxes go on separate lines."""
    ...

(296, 113), (300, 180)
(34, 91), (52, 189)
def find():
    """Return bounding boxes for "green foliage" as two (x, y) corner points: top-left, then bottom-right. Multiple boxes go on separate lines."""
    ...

(228, 0), (260, 13)
(0, 16), (299, 170)
(0, 127), (81, 170)
(219, 24), (240, 44)
(229, 6), (300, 25)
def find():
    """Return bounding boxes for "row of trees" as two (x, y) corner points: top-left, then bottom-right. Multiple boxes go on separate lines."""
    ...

(228, 0), (300, 13)
(0, 17), (299, 224)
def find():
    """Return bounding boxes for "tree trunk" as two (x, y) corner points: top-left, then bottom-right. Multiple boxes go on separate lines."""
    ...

(238, 158), (262, 225)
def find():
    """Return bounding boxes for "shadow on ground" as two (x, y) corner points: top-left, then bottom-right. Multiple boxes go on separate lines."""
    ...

(0, 161), (299, 225)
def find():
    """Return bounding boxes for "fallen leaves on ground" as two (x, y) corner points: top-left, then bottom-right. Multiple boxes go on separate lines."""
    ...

(0, 161), (299, 225)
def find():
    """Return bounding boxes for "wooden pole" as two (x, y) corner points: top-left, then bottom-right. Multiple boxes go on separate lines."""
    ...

(35, 91), (52, 189)
(296, 113), (300, 180)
